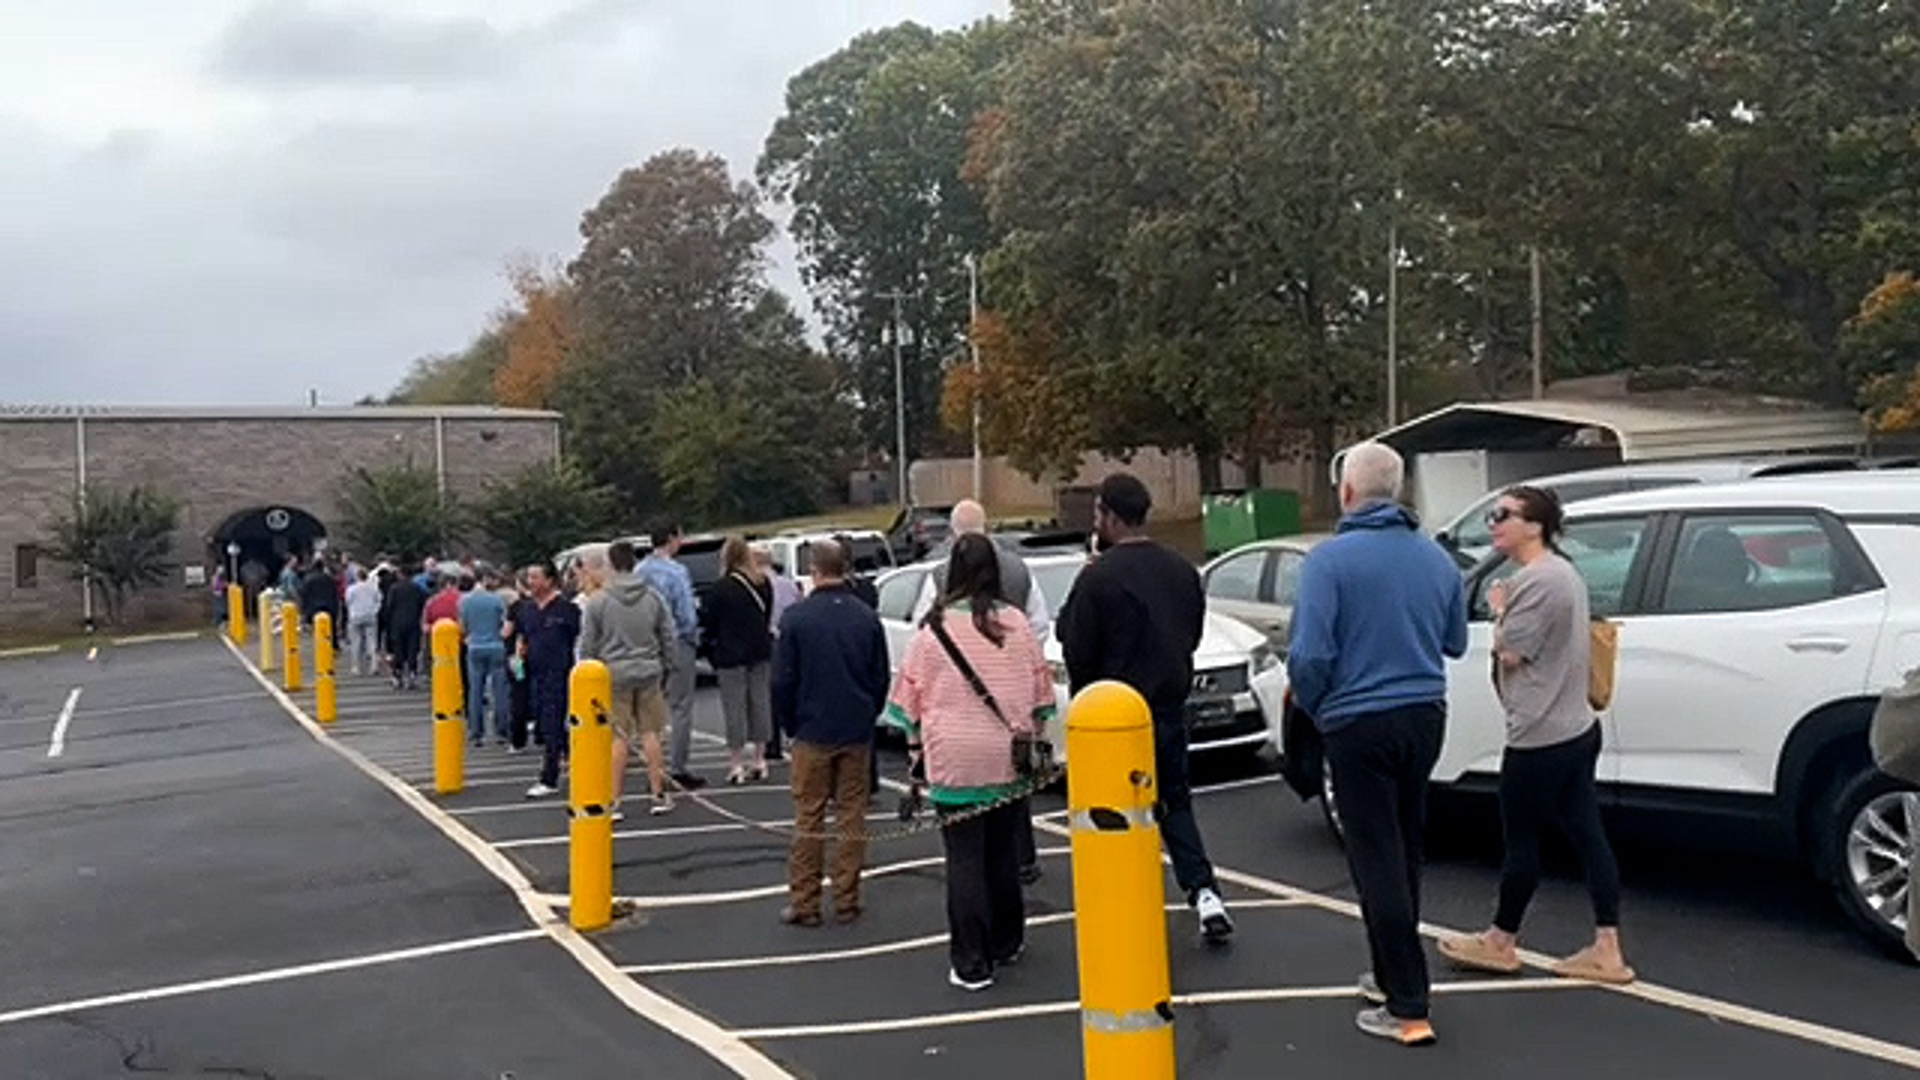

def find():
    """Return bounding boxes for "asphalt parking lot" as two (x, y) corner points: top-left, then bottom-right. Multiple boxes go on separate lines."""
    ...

(1, 635), (1915, 1079)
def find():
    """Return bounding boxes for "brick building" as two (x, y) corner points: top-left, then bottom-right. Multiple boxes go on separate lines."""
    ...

(0, 405), (560, 633)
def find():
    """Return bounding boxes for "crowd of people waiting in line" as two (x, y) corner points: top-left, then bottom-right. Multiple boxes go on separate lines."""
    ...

(234, 451), (1644, 1046)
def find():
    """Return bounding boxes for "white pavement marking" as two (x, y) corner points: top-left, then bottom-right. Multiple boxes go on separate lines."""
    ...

(730, 978), (1579, 1040)
(0, 645), (60, 659)
(109, 631), (204, 646)
(0, 929), (543, 1028)
(1026, 819), (1920, 1071)
(87, 646), (99, 661)
(625, 900), (1308, 975)
(219, 638), (795, 1080)
(493, 813), (901, 851)
(0, 690), (268, 730)
(45, 688), (81, 758)
(450, 785), (795, 813)
(529, 848), (1074, 911)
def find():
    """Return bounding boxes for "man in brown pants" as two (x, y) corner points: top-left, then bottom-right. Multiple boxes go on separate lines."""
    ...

(770, 540), (892, 926)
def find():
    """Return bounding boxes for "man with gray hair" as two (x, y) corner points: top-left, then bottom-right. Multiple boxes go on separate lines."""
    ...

(910, 500), (1050, 639)
(1287, 440), (1466, 1047)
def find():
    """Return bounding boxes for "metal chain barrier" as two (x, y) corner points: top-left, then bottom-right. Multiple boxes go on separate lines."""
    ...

(661, 760), (1065, 844)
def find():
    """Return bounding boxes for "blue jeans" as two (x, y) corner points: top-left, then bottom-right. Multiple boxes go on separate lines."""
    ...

(466, 647), (510, 743)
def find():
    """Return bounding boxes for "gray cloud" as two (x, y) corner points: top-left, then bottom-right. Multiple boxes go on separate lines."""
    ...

(0, 0), (1007, 407)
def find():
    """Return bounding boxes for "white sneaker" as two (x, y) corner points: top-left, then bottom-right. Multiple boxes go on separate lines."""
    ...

(1195, 887), (1234, 940)
(948, 968), (993, 992)
(649, 794), (674, 816)
(525, 782), (560, 799)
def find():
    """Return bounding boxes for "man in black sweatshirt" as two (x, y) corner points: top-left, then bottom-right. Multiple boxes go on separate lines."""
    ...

(1058, 472), (1233, 940)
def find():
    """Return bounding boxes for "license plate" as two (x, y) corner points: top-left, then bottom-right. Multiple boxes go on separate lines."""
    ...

(1187, 698), (1235, 728)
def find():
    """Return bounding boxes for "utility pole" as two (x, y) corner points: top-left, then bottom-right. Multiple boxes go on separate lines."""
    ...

(1530, 245), (1545, 401)
(1386, 218), (1399, 427)
(965, 254), (984, 502)
(877, 289), (911, 506)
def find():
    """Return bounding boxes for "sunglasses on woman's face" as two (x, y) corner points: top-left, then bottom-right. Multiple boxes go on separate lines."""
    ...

(1486, 506), (1524, 526)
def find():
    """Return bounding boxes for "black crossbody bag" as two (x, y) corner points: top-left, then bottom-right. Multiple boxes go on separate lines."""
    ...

(926, 611), (1051, 780)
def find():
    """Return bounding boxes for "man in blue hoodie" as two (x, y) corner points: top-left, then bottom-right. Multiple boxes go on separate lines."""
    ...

(1288, 441), (1466, 1048)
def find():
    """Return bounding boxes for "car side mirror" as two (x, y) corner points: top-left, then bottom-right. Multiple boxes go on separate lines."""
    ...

(1436, 531), (1457, 549)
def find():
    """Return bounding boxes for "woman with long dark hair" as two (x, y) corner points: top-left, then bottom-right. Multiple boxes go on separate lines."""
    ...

(886, 533), (1055, 991)
(705, 536), (776, 784)
(1439, 485), (1634, 984)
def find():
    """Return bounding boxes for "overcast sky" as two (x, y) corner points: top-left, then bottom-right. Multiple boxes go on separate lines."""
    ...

(0, 0), (1003, 406)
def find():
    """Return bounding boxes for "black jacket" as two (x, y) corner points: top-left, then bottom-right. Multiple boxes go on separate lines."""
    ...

(772, 584), (890, 747)
(383, 578), (426, 639)
(702, 571), (774, 669)
(1058, 541), (1204, 719)
(299, 569), (340, 621)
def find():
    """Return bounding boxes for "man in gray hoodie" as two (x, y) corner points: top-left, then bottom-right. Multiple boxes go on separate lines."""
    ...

(580, 540), (681, 817)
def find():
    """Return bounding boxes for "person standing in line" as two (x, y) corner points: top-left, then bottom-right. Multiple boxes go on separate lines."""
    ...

(639, 523), (708, 791)
(912, 500), (1052, 884)
(1287, 441), (1466, 1047)
(1438, 485), (1633, 985)
(772, 540), (891, 927)
(579, 541), (680, 818)
(459, 569), (512, 749)
(422, 570), (462, 697)
(706, 537), (776, 785)
(344, 568), (383, 677)
(279, 555), (303, 598)
(519, 561), (583, 800)
(383, 565), (427, 691)
(837, 533), (882, 609)
(300, 558), (341, 645)
(887, 534), (1055, 991)
(757, 546), (802, 630)
(1058, 473), (1234, 941)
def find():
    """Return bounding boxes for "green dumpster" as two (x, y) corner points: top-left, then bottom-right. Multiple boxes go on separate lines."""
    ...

(1202, 489), (1302, 556)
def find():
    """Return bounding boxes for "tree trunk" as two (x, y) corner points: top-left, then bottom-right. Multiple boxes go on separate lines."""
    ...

(1242, 453), (1265, 489)
(1309, 421), (1339, 523)
(1196, 449), (1224, 494)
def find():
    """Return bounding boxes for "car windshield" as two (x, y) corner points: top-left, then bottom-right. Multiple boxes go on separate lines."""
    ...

(679, 542), (726, 586)
(1029, 560), (1086, 618)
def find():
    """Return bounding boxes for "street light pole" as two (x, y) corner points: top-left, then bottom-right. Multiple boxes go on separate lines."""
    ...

(966, 255), (983, 502)
(877, 289), (910, 506)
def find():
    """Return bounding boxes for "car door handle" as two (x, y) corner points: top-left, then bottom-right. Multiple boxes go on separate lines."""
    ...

(1787, 636), (1851, 654)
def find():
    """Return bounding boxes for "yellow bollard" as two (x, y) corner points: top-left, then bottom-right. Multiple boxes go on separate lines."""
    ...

(431, 619), (465, 795)
(282, 606), (303, 693)
(314, 612), (337, 724)
(1067, 681), (1175, 1080)
(258, 594), (277, 671)
(568, 659), (615, 932)
(227, 584), (247, 646)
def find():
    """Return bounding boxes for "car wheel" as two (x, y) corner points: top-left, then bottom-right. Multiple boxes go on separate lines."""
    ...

(1825, 769), (1917, 958)
(1320, 757), (1345, 844)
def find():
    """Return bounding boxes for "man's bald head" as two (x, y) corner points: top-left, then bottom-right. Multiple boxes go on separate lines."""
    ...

(950, 500), (988, 535)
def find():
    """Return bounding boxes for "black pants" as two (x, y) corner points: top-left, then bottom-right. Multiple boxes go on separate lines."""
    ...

(941, 800), (1026, 981)
(1015, 796), (1037, 875)
(533, 671), (570, 790)
(1495, 723), (1621, 932)
(389, 627), (421, 684)
(1154, 713), (1218, 900)
(508, 672), (533, 750)
(1323, 703), (1445, 1021)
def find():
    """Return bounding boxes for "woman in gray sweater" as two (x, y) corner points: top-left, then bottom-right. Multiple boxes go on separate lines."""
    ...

(1439, 485), (1634, 985)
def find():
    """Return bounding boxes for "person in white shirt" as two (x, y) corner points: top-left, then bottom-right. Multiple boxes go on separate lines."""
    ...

(343, 568), (384, 677)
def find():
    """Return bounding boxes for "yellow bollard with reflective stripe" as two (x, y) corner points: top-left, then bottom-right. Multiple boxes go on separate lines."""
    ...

(569, 659), (615, 932)
(431, 619), (465, 795)
(258, 594), (277, 671)
(1068, 680), (1175, 1080)
(227, 584), (247, 646)
(314, 612), (337, 724)
(281, 606), (303, 693)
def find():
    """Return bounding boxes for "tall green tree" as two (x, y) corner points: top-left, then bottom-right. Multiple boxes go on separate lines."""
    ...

(474, 458), (620, 568)
(45, 483), (181, 625)
(337, 463), (461, 562)
(385, 329), (508, 405)
(759, 21), (1010, 460)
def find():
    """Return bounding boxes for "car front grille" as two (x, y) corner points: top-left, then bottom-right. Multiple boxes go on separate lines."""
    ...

(1190, 665), (1249, 698)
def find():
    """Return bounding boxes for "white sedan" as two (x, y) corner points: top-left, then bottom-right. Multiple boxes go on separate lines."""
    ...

(873, 552), (1288, 764)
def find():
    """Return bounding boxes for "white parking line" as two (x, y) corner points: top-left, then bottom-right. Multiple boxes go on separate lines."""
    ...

(625, 900), (1308, 975)
(221, 638), (795, 1080)
(449, 785), (795, 812)
(1026, 819), (1920, 1071)
(46, 688), (81, 758)
(0, 690), (265, 730)
(529, 848), (1074, 911)
(492, 812), (903, 851)
(0, 929), (544, 1027)
(730, 977), (1578, 1040)
(108, 632), (204, 646)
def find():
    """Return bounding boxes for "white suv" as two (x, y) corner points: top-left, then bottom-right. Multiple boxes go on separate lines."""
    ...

(1280, 473), (1920, 953)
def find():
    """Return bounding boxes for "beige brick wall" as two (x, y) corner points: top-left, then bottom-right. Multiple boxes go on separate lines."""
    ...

(0, 413), (559, 634)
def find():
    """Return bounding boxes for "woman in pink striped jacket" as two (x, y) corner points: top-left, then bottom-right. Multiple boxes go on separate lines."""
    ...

(887, 534), (1057, 992)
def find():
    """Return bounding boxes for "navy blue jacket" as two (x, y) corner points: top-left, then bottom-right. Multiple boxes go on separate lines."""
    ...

(772, 583), (891, 747)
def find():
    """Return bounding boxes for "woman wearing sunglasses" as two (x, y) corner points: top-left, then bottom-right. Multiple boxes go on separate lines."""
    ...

(1438, 485), (1635, 985)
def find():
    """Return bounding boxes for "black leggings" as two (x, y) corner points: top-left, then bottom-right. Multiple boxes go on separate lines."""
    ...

(1494, 723), (1622, 933)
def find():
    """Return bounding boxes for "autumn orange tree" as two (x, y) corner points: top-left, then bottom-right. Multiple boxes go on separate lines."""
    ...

(492, 262), (576, 409)
(1854, 273), (1920, 431)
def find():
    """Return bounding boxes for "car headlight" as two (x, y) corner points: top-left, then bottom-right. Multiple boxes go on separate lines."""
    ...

(1249, 644), (1279, 675)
